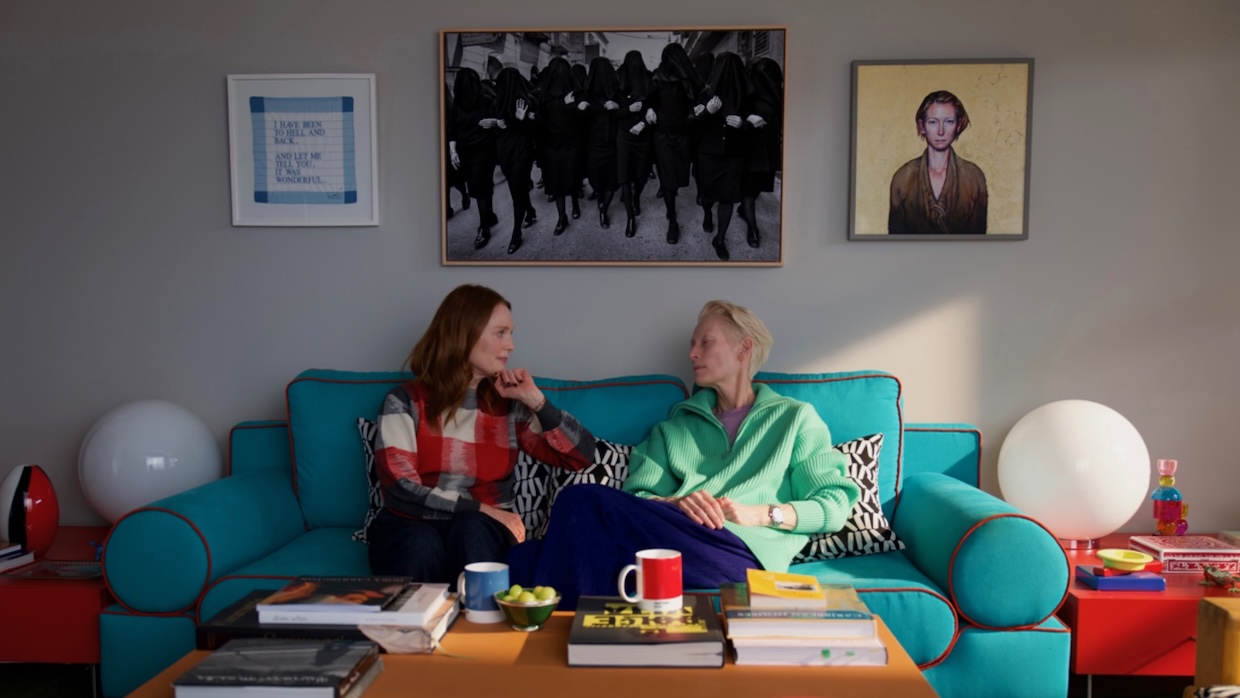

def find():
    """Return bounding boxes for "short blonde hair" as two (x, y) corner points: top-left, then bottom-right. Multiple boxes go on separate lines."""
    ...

(698, 300), (773, 378)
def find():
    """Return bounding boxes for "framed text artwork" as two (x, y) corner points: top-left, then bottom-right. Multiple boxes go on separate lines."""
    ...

(227, 74), (379, 226)
(849, 59), (1033, 240)
(441, 28), (786, 266)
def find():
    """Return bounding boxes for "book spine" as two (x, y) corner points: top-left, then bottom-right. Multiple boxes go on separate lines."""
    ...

(1162, 559), (1240, 574)
(1129, 547), (1240, 561)
(734, 646), (888, 666)
(724, 609), (873, 621)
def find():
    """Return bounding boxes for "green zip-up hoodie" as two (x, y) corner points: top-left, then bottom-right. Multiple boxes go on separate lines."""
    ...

(622, 383), (861, 573)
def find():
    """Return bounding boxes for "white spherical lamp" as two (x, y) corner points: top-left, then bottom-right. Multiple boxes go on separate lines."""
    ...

(78, 400), (223, 522)
(998, 400), (1150, 548)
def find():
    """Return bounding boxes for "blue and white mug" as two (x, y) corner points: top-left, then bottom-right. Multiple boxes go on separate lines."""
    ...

(457, 561), (509, 623)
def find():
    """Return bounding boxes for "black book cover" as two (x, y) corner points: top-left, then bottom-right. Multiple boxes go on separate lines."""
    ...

(198, 590), (370, 650)
(173, 638), (379, 692)
(567, 595), (724, 667)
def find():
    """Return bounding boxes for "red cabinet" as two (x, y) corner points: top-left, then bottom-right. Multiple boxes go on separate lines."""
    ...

(0, 526), (112, 663)
(1058, 532), (1234, 677)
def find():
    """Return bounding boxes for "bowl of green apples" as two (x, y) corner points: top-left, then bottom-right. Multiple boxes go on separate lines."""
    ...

(494, 584), (560, 631)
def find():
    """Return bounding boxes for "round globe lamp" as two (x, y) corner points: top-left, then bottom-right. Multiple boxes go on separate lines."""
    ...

(998, 399), (1150, 549)
(78, 400), (223, 523)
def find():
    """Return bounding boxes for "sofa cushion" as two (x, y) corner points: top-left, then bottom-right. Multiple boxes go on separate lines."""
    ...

(793, 433), (905, 563)
(286, 370), (413, 530)
(792, 550), (957, 667)
(199, 527), (370, 622)
(755, 371), (903, 519)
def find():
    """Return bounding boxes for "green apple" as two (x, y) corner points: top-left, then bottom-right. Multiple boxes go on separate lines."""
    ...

(517, 591), (537, 603)
(536, 586), (557, 601)
(507, 584), (523, 597)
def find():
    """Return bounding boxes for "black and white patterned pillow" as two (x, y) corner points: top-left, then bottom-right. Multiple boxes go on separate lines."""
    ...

(512, 450), (556, 539)
(352, 417), (383, 543)
(792, 433), (905, 562)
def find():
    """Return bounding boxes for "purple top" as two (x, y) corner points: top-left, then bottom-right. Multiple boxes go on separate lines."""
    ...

(715, 403), (753, 444)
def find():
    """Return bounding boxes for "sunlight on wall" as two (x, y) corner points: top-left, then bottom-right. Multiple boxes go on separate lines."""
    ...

(791, 297), (982, 421)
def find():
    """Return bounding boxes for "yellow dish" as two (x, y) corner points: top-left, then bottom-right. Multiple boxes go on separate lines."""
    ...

(1096, 548), (1154, 571)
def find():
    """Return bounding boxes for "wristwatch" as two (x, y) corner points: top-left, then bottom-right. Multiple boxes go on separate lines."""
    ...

(768, 504), (785, 528)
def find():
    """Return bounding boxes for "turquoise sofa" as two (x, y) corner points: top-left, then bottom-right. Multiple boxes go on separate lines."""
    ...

(100, 369), (1070, 697)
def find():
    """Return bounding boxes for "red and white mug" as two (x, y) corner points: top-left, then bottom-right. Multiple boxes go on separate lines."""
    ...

(617, 548), (683, 613)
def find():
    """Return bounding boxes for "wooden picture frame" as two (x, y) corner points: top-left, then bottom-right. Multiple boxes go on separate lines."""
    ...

(441, 28), (786, 266)
(849, 59), (1033, 240)
(227, 74), (379, 226)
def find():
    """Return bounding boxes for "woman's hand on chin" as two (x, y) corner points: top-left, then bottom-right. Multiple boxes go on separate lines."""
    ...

(494, 368), (546, 409)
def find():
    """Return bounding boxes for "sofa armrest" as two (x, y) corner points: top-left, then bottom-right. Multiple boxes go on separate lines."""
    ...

(104, 470), (305, 614)
(893, 472), (1068, 629)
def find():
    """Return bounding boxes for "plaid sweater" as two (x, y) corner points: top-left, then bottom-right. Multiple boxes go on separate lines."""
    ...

(374, 381), (595, 520)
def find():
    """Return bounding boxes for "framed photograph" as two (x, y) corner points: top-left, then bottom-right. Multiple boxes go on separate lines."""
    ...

(227, 74), (378, 226)
(440, 28), (786, 266)
(849, 59), (1033, 240)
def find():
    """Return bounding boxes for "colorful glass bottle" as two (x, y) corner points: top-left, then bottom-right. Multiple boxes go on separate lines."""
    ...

(1150, 458), (1188, 535)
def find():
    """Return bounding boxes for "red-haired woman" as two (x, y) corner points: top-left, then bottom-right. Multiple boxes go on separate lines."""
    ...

(367, 284), (596, 584)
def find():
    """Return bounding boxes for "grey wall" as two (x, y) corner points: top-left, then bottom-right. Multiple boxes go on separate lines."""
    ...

(3, 1), (1238, 533)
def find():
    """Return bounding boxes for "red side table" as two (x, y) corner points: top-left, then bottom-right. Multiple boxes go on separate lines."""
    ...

(0, 525), (112, 664)
(1058, 532), (1235, 685)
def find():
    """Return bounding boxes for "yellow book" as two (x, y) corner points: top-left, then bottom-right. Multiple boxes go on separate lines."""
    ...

(745, 569), (827, 609)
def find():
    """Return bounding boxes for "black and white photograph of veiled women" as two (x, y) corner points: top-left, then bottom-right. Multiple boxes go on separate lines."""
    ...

(442, 28), (786, 265)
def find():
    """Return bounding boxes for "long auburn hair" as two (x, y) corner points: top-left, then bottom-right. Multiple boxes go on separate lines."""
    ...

(406, 284), (510, 429)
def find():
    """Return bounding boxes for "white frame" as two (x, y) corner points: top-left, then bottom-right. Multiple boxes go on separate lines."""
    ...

(227, 73), (379, 226)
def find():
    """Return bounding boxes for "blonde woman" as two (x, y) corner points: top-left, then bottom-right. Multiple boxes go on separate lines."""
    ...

(510, 300), (859, 608)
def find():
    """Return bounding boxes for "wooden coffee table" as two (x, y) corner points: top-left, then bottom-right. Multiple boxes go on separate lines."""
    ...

(127, 613), (936, 697)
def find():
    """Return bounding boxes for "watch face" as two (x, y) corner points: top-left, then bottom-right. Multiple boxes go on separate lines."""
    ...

(770, 506), (784, 526)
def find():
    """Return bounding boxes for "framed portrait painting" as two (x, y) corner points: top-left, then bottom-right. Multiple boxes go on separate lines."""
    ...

(849, 59), (1033, 240)
(440, 28), (786, 266)
(227, 74), (379, 226)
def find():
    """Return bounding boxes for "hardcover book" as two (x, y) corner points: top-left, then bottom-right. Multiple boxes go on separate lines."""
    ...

(0, 551), (35, 573)
(173, 638), (383, 698)
(1128, 535), (1240, 574)
(199, 590), (458, 652)
(730, 634), (889, 666)
(567, 595), (725, 668)
(745, 568), (827, 609)
(260, 583), (448, 625)
(719, 583), (877, 639)
(255, 576), (410, 615)
(1075, 565), (1167, 591)
(0, 559), (102, 580)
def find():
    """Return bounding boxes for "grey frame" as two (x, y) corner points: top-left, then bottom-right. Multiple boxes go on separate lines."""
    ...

(848, 58), (1033, 241)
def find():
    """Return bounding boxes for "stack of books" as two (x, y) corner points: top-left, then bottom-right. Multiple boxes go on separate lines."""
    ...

(566, 595), (726, 668)
(200, 578), (458, 654)
(173, 638), (382, 697)
(719, 570), (887, 667)
(1074, 564), (1166, 591)
(1128, 535), (1240, 574)
(0, 538), (34, 573)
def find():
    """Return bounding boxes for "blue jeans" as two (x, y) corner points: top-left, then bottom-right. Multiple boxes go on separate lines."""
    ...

(367, 508), (514, 587)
